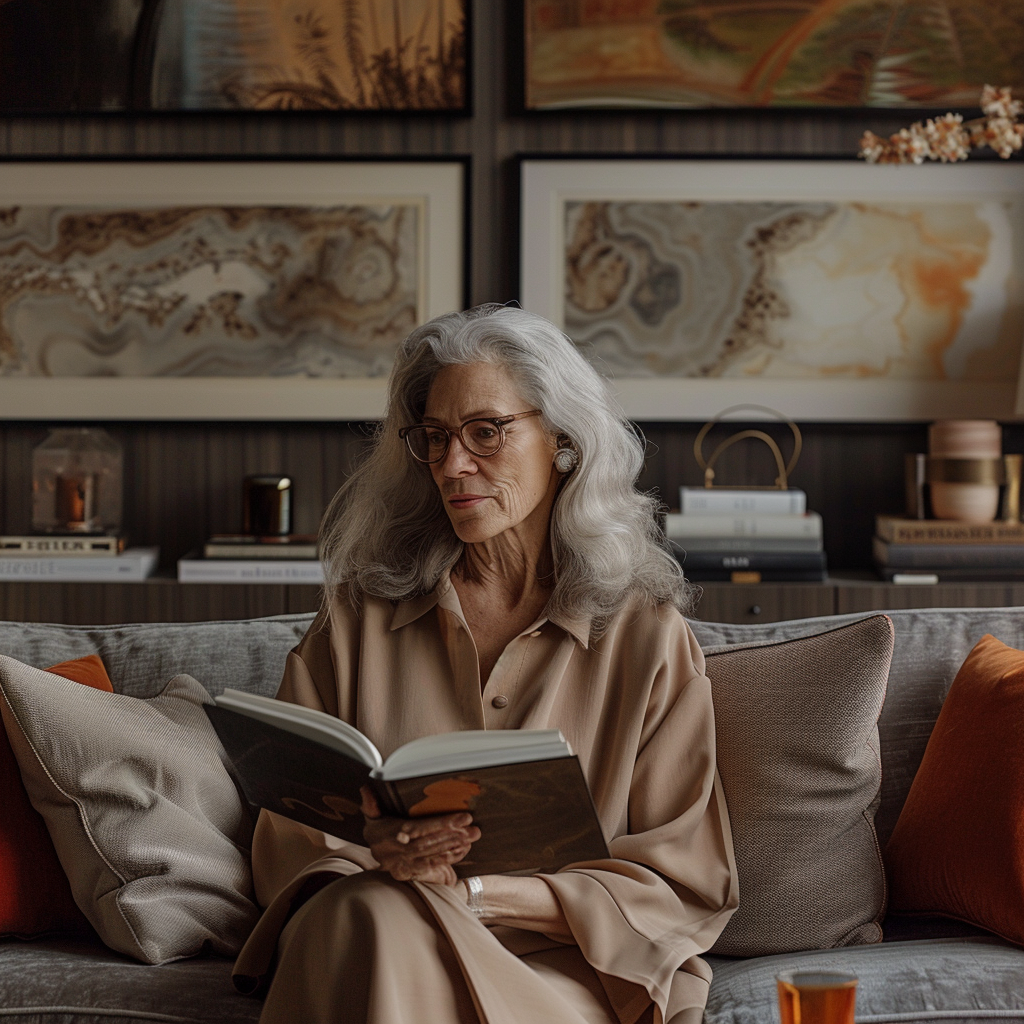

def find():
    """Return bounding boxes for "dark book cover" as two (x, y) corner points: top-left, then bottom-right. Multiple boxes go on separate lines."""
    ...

(677, 550), (827, 572)
(682, 568), (828, 582)
(379, 757), (609, 877)
(206, 704), (370, 845)
(877, 566), (1024, 582)
(875, 537), (1024, 568)
(206, 706), (610, 877)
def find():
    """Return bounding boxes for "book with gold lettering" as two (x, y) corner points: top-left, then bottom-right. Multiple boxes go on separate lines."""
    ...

(205, 690), (609, 877)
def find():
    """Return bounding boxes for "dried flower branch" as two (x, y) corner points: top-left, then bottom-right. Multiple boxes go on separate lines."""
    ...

(860, 86), (1024, 164)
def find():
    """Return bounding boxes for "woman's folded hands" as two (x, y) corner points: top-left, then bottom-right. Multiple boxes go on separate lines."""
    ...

(360, 786), (480, 885)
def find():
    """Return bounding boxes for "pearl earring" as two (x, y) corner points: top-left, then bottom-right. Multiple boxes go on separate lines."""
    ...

(553, 447), (579, 474)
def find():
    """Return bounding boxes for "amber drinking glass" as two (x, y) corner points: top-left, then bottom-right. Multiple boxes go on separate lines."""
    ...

(777, 971), (857, 1024)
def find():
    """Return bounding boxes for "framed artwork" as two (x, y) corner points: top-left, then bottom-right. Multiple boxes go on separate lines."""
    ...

(0, 0), (468, 113)
(0, 159), (467, 420)
(519, 157), (1024, 422)
(524, 0), (1024, 109)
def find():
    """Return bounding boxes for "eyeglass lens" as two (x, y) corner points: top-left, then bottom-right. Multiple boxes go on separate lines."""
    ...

(405, 420), (506, 462)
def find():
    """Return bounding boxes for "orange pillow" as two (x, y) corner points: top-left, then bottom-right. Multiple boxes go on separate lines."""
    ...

(885, 633), (1024, 944)
(0, 654), (113, 938)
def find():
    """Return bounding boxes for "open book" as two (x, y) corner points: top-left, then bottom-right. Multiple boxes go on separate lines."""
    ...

(205, 690), (609, 877)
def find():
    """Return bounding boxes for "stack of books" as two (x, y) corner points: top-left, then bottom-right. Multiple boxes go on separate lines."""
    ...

(665, 487), (827, 583)
(873, 516), (1024, 582)
(177, 534), (324, 584)
(0, 535), (159, 581)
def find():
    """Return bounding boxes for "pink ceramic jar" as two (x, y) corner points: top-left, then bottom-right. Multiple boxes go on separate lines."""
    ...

(928, 420), (1001, 523)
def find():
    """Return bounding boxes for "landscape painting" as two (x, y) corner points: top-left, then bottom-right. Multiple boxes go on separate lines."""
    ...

(525, 0), (1024, 109)
(520, 159), (1024, 420)
(0, 0), (467, 112)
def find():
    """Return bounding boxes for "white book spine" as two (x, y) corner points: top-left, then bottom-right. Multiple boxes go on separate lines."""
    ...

(664, 512), (822, 540)
(0, 548), (158, 581)
(679, 488), (807, 515)
(178, 559), (325, 584)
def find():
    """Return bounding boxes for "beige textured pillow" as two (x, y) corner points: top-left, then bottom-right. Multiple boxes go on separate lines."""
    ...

(0, 656), (258, 964)
(705, 614), (893, 956)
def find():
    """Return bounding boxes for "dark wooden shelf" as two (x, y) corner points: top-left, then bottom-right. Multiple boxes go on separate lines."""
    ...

(0, 578), (321, 625)
(4, 574), (1023, 626)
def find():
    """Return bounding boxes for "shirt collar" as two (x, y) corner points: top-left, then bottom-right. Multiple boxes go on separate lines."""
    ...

(389, 576), (591, 649)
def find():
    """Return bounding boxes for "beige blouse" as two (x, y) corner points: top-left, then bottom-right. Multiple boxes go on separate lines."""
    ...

(233, 579), (738, 1024)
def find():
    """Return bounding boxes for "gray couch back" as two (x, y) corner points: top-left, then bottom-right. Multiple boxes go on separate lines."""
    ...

(1, 605), (1019, 852)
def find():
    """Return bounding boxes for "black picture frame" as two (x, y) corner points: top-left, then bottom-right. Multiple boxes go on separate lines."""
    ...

(0, 0), (472, 116)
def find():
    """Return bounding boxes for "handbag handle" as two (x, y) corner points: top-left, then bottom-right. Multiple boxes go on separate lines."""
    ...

(694, 405), (802, 490)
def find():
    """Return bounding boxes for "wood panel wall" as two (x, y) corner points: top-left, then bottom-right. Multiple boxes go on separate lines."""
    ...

(0, 0), (1009, 577)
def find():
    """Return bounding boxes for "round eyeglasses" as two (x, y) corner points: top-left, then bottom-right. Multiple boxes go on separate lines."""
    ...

(399, 410), (543, 464)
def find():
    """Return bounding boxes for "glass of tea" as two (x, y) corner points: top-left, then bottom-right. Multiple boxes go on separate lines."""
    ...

(777, 970), (858, 1024)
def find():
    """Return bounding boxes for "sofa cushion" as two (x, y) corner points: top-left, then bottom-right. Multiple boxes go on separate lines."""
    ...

(0, 656), (113, 940)
(886, 633), (1024, 945)
(704, 936), (1024, 1024)
(0, 939), (261, 1024)
(690, 606), (1024, 852)
(0, 657), (259, 965)
(0, 614), (314, 699)
(704, 615), (893, 956)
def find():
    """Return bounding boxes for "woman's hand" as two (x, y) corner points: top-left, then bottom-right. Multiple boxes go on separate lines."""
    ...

(361, 787), (481, 885)
(457, 873), (572, 938)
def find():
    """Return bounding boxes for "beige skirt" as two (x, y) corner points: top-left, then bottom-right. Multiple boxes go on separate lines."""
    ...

(253, 872), (678, 1024)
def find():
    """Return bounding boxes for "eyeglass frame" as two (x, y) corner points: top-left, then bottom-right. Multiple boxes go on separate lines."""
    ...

(399, 409), (544, 464)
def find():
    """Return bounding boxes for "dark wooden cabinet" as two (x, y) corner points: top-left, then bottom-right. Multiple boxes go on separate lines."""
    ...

(5, 576), (1022, 626)
(690, 583), (835, 624)
(834, 579), (1024, 615)
(0, 580), (321, 625)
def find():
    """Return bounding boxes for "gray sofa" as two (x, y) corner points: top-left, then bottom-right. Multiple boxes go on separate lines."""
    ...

(1, 607), (1022, 1024)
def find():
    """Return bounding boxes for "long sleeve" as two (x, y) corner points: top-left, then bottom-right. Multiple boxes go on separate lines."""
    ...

(539, 656), (738, 1020)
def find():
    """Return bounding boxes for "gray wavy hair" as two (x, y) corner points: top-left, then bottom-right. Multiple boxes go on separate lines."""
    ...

(319, 304), (693, 630)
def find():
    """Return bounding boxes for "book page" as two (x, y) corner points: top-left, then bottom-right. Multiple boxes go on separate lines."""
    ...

(377, 728), (571, 781)
(215, 689), (382, 769)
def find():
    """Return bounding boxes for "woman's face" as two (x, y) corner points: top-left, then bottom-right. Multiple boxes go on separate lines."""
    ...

(422, 362), (560, 546)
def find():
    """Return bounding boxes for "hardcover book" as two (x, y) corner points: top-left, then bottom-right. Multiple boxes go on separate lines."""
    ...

(205, 690), (610, 878)
(675, 549), (827, 572)
(202, 535), (319, 559)
(0, 547), (158, 580)
(0, 534), (126, 556)
(875, 516), (1024, 545)
(178, 554), (324, 584)
(873, 537), (1024, 569)
(679, 487), (807, 516)
(664, 512), (822, 542)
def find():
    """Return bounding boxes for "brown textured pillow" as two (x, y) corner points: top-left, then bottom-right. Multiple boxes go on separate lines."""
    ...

(0, 656), (259, 964)
(705, 614), (894, 956)
(886, 633), (1024, 944)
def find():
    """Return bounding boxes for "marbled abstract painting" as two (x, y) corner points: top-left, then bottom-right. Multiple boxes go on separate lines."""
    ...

(563, 199), (1022, 382)
(526, 0), (1024, 108)
(0, 204), (420, 378)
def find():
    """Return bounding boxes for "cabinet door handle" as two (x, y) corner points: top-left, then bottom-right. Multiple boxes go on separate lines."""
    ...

(748, 605), (762, 616)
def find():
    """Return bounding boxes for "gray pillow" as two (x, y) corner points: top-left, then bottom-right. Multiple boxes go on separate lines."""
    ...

(0, 656), (259, 965)
(705, 614), (893, 956)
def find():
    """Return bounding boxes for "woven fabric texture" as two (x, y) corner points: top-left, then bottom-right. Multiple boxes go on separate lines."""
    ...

(704, 614), (893, 956)
(0, 614), (313, 699)
(0, 657), (259, 965)
(690, 605), (1024, 850)
(704, 936), (1024, 1024)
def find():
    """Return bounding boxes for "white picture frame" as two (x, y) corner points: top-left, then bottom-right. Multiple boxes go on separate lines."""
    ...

(520, 157), (1024, 422)
(0, 159), (466, 420)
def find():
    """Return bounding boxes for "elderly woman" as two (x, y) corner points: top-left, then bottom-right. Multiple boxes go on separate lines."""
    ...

(232, 305), (738, 1024)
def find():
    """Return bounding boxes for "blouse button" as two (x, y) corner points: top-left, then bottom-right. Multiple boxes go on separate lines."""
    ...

(491, 695), (509, 709)
(529, 630), (542, 637)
